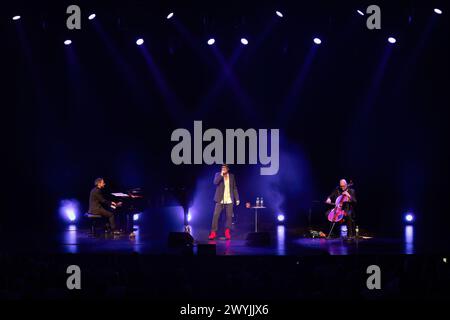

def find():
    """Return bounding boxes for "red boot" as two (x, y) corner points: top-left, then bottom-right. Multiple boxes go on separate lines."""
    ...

(208, 231), (216, 240)
(225, 228), (231, 240)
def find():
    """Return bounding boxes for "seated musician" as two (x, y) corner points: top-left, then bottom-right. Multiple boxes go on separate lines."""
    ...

(89, 178), (122, 235)
(326, 179), (357, 239)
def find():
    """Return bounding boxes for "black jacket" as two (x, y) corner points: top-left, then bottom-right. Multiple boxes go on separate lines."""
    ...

(213, 173), (239, 204)
(328, 188), (357, 204)
(89, 187), (112, 214)
(328, 188), (357, 217)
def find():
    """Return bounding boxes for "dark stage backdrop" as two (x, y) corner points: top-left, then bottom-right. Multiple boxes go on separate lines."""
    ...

(2, 0), (449, 242)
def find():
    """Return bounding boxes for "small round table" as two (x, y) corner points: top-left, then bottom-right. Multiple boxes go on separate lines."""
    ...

(250, 206), (266, 232)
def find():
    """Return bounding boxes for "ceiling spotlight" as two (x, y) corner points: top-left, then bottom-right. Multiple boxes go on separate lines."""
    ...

(167, 12), (174, 19)
(313, 37), (322, 45)
(136, 38), (144, 46)
(88, 13), (96, 20)
(241, 38), (249, 45)
(357, 10), (364, 16)
(276, 11), (284, 18)
(434, 8), (443, 15)
(207, 38), (215, 45)
(64, 39), (72, 45)
(404, 213), (414, 223)
(388, 37), (396, 44)
(12, 15), (21, 21)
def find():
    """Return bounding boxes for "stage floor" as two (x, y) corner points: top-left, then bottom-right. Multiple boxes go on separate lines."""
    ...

(2, 224), (444, 256)
(1, 225), (449, 300)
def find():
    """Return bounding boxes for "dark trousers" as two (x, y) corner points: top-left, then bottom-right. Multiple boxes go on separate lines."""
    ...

(346, 216), (354, 237)
(95, 208), (116, 230)
(211, 203), (233, 232)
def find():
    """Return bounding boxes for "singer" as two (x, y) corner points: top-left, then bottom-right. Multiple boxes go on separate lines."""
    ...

(208, 164), (240, 240)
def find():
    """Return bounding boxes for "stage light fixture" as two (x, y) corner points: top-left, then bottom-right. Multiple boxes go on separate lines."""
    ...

(167, 12), (174, 19)
(59, 199), (80, 223)
(88, 13), (96, 20)
(277, 214), (285, 222)
(388, 37), (397, 44)
(241, 38), (249, 45)
(313, 37), (322, 45)
(276, 11), (283, 18)
(434, 8), (443, 15)
(357, 10), (364, 16)
(404, 213), (414, 223)
(136, 38), (144, 46)
(64, 39), (72, 45)
(133, 214), (140, 221)
(12, 15), (21, 21)
(207, 38), (215, 45)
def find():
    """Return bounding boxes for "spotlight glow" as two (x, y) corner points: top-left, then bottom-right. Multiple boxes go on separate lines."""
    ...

(187, 213), (192, 222)
(388, 37), (397, 44)
(64, 39), (72, 45)
(313, 37), (322, 45)
(88, 13), (96, 20)
(59, 199), (80, 222)
(207, 38), (215, 45)
(277, 214), (285, 222)
(240, 38), (249, 45)
(357, 10), (364, 16)
(136, 38), (144, 46)
(405, 213), (414, 223)
(12, 15), (21, 21)
(276, 11), (284, 18)
(133, 214), (140, 221)
(166, 12), (174, 19)
(434, 8), (443, 15)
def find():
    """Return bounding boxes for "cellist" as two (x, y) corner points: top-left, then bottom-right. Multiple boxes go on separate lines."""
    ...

(326, 179), (357, 239)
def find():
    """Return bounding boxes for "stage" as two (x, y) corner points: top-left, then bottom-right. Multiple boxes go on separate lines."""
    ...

(3, 0), (450, 303)
(0, 225), (449, 301)
(1, 223), (445, 256)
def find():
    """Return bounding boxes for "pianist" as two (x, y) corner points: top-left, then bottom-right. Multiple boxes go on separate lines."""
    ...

(89, 177), (121, 235)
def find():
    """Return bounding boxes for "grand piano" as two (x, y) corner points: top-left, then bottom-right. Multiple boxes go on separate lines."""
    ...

(110, 188), (145, 233)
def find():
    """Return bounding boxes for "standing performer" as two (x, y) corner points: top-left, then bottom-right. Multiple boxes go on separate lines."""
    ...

(208, 164), (240, 240)
(89, 178), (122, 235)
(326, 179), (357, 239)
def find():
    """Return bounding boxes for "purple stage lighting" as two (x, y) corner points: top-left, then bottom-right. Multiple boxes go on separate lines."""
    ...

(404, 213), (415, 223)
(207, 38), (215, 45)
(434, 8), (443, 15)
(313, 37), (322, 45)
(388, 37), (396, 44)
(64, 39), (72, 45)
(241, 38), (249, 45)
(59, 199), (80, 222)
(276, 11), (284, 18)
(136, 38), (144, 46)
(166, 12), (174, 19)
(357, 10), (364, 16)
(277, 214), (285, 222)
(12, 15), (21, 21)
(88, 13), (96, 20)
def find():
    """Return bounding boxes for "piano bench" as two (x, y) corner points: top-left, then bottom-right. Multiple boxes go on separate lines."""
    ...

(84, 213), (107, 235)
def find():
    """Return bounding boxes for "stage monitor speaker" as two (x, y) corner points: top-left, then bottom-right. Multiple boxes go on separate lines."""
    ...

(168, 232), (194, 248)
(197, 244), (216, 256)
(246, 232), (271, 246)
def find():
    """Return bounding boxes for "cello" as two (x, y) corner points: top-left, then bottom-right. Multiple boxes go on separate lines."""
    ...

(327, 182), (353, 223)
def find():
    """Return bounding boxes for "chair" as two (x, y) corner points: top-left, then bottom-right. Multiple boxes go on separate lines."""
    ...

(84, 213), (108, 235)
